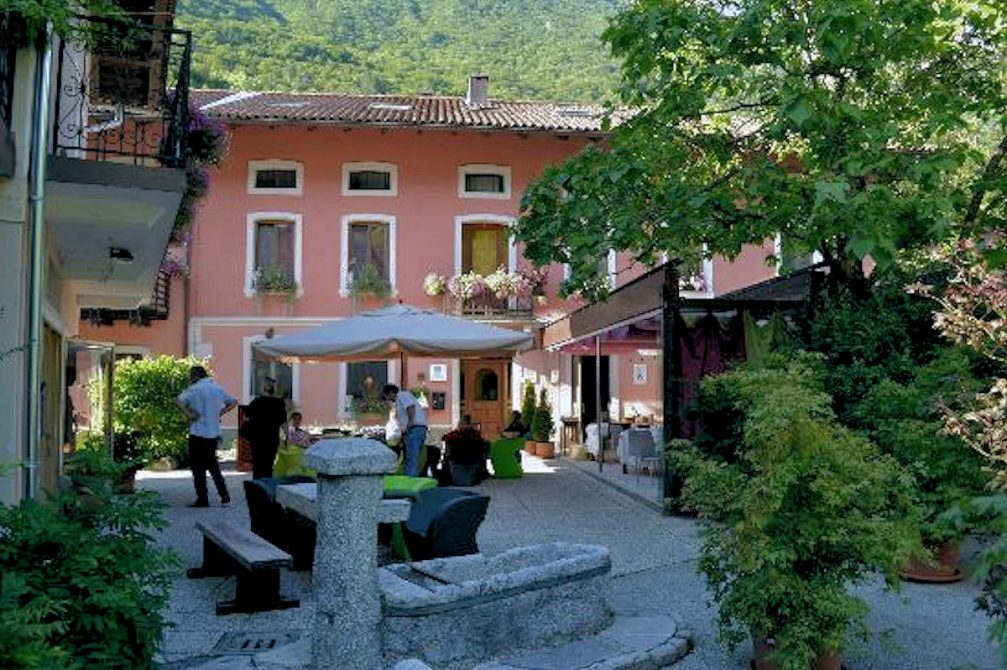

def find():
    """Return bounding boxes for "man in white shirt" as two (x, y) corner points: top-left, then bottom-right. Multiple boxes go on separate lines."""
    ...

(176, 365), (237, 507)
(381, 384), (427, 477)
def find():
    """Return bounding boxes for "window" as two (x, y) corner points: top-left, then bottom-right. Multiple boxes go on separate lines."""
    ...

(340, 215), (397, 296)
(248, 160), (303, 195)
(255, 220), (295, 281)
(343, 162), (397, 196)
(345, 361), (388, 399)
(459, 164), (511, 199)
(250, 356), (294, 402)
(245, 213), (303, 297)
(462, 224), (507, 275)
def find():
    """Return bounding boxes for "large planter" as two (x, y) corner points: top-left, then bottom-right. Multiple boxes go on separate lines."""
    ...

(354, 412), (387, 428)
(534, 441), (555, 459)
(900, 539), (964, 583)
(752, 639), (843, 670)
(523, 440), (537, 454)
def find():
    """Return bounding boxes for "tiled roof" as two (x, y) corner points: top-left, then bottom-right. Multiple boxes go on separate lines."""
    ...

(190, 89), (613, 133)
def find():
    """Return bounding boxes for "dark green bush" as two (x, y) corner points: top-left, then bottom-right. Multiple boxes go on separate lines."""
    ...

(520, 382), (537, 437)
(806, 276), (943, 424)
(853, 348), (988, 541)
(531, 388), (554, 442)
(677, 355), (920, 670)
(0, 451), (178, 669)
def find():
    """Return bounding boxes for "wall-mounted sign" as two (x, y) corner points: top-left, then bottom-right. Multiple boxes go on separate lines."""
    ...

(632, 363), (647, 385)
(550, 369), (560, 384)
(429, 364), (447, 382)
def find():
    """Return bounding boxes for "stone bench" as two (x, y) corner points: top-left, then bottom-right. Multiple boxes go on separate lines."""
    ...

(379, 542), (613, 669)
(186, 520), (300, 615)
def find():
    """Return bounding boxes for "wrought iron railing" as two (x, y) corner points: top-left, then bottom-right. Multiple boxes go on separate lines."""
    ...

(82, 263), (172, 327)
(0, 14), (18, 132)
(453, 295), (536, 320)
(52, 15), (191, 166)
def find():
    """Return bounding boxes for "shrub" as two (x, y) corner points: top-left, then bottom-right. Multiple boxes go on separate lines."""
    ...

(0, 451), (178, 668)
(677, 355), (920, 670)
(111, 355), (209, 464)
(853, 348), (988, 541)
(531, 388), (553, 442)
(520, 382), (536, 436)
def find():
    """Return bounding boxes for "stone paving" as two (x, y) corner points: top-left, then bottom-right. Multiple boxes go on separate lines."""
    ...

(149, 453), (999, 669)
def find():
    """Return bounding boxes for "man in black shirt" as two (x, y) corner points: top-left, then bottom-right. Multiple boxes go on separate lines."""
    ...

(245, 376), (288, 479)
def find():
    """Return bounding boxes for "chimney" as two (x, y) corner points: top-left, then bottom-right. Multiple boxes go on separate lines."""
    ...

(466, 74), (489, 107)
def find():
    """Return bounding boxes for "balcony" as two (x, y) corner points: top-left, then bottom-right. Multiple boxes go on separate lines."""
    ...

(52, 14), (192, 166)
(44, 14), (192, 316)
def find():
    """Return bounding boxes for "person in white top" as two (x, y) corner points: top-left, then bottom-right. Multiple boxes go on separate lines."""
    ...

(381, 384), (427, 476)
(176, 365), (237, 507)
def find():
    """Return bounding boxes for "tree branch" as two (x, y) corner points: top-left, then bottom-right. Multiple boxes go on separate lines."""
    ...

(965, 132), (1007, 229)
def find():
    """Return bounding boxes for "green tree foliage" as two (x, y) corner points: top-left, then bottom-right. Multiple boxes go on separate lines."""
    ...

(175, 0), (621, 101)
(677, 354), (919, 669)
(0, 450), (177, 669)
(515, 0), (1007, 297)
(520, 381), (536, 433)
(531, 387), (554, 442)
(112, 355), (208, 464)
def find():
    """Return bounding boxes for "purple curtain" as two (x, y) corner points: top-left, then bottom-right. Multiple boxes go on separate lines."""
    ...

(675, 311), (746, 438)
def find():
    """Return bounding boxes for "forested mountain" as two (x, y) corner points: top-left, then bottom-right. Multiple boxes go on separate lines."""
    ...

(175, 0), (623, 102)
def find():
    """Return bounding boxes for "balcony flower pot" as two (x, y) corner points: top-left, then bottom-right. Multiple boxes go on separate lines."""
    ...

(900, 539), (964, 583)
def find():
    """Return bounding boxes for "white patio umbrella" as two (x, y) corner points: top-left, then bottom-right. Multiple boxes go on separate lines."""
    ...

(251, 304), (534, 365)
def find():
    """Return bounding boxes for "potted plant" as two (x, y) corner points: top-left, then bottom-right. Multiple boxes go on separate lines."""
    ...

(252, 265), (298, 304)
(676, 355), (919, 670)
(853, 349), (987, 582)
(531, 388), (555, 458)
(521, 381), (537, 453)
(350, 263), (392, 312)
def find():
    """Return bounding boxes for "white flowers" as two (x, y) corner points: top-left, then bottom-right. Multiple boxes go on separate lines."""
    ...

(423, 273), (447, 296)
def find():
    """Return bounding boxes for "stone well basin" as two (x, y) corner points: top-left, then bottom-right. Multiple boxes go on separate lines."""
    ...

(379, 542), (613, 669)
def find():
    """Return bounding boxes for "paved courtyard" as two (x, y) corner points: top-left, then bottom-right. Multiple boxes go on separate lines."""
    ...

(149, 453), (999, 669)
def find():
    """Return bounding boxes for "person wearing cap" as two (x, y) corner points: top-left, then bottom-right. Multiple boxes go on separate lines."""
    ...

(244, 375), (288, 479)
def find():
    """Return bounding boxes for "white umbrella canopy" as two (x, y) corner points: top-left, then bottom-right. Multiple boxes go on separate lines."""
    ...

(252, 304), (535, 363)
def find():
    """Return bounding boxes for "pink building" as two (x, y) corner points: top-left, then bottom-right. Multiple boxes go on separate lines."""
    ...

(82, 78), (778, 438)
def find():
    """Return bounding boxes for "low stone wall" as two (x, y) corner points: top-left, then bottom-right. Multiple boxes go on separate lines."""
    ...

(379, 543), (613, 669)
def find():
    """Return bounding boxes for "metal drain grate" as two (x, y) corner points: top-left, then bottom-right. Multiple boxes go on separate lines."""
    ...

(212, 632), (300, 655)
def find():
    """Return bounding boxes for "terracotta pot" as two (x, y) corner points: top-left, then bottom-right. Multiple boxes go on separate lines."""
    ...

(535, 441), (555, 459)
(752, 639), (843, 670)
(524, 440), (538, 453)
(900, 539), (964, 583)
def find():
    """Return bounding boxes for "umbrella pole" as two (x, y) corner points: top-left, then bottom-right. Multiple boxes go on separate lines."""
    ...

(400, 352), (408, 388)
(596, 335), (603, 473)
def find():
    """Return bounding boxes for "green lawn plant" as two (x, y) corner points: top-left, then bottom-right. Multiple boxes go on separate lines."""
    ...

(676, 354), (920, 670)
(520, 381), (537, 437)
(0, 450), (178, 669)
(531, 388), (553, 443)
(110, 355), (210, 464)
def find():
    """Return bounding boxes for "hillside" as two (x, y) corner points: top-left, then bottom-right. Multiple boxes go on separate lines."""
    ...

(175, 0), (623, 102)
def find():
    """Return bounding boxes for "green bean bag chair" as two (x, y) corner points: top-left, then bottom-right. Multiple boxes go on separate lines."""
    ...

(274, 445), (315, 478)
(490, 437), (524, 479)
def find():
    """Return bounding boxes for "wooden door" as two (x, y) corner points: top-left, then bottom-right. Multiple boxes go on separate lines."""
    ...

(461, 360), (508, 438)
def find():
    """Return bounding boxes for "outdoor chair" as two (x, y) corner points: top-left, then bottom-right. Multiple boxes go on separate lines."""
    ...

(243, 476), (316, 571)
(444, 436), (490, 486)
(401, 487), (490, 561)
(489, 437), (524, 479)
(625, 429), (661, 483)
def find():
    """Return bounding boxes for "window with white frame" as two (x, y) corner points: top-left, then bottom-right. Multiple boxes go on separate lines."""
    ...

(250, 356), (294, 402)
(245, 213), (302, 296)
(343, 162), (397, 196)
(248, 160), (303, 195)
(340, 215), (396, 295)
(458, 164), (511, 199)
(563, 249), (617, 289)
(453, 215), (516, 275)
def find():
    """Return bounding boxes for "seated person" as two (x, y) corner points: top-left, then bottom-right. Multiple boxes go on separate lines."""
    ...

(286, 411), (312, 447)
(501, 410), (526, 438)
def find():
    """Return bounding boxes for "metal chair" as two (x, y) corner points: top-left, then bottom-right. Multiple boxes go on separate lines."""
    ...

(625, 429), (661, 483)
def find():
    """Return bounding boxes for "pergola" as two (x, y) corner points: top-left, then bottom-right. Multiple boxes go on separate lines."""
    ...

(540, 261), (826, 497)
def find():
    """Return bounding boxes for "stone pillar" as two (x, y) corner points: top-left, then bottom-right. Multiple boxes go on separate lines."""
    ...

(305, 438), (397, 670)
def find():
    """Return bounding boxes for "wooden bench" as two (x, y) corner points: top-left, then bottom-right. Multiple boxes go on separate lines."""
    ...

(186, 520), (300, 615)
